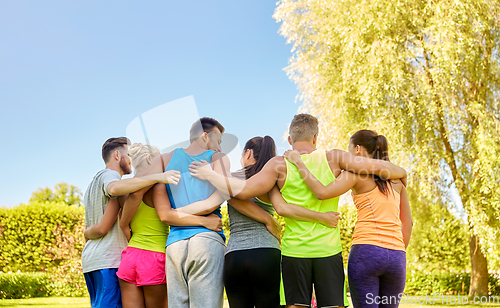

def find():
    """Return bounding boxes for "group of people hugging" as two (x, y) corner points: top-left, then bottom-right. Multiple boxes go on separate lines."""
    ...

(82, 113), (412, 308)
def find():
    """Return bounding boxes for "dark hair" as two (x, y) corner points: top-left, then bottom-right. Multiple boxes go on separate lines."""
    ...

(102, 137), (131, 163)
(190, 117), (225, 143)
(350, 130), (392, 196)
(289, 114), (319, 142)
(244, 136), (276, 179)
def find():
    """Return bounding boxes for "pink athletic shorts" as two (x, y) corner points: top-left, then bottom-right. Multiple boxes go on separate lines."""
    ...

(116, 247), (166, 286)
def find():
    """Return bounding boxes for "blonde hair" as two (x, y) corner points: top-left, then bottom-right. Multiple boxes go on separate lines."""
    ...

(289, 114), (319, 142)
(128, 143), (161, 168)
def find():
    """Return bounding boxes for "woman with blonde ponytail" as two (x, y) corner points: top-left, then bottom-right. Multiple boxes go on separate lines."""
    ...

(117, 143), (222, 308)
(128, 143), (161, 174)
(116, 143), (170, 308)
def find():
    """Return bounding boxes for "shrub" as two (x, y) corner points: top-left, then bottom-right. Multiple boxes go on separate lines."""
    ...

(46, 223), (87, 297)
(490, 273), (500, 295)
(0, 200), (88, 297)
(49, 262), (87, 297)
(0, 272), (53, 299)
(0, 201), (85, 272)
(404, 271), (470, 295)
(404, 271), (500, 296)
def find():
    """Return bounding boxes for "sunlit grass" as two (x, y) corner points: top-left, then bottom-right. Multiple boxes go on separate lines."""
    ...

(0, 296), (499, 308)
(0, 297), (89, 308)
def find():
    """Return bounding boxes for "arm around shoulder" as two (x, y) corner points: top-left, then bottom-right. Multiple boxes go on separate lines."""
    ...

(333, 149), (407, 180)
(84, 198), (121, 239)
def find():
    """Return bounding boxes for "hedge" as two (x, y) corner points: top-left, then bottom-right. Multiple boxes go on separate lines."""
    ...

(0, 272), (53, 299)
(0, 201), (88, 298)
(404, 271), (500, 296)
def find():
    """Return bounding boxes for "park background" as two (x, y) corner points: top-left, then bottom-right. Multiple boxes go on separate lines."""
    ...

(1, 0), (500, 307)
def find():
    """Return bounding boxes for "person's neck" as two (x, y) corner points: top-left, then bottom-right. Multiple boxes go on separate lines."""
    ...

(292, 141), (316, 154)
(184, 141), (208, 156)
(105, 163), (124, 177)
(134, 167), (148, 177)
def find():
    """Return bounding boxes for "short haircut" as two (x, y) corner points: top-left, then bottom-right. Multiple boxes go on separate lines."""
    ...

(189, 117), (225, 143)
(102, 137), (131, 162)
(289, 114), (319, 143)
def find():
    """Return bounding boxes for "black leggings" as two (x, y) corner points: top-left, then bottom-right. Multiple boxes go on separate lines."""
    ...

(223, 248), (281, 308)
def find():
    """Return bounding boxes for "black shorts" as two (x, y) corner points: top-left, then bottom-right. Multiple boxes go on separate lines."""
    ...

(281, 252), (348, 307)
(224, 248), (281, 308)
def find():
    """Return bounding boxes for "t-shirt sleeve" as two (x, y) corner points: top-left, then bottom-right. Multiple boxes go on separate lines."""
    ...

(102, 170), (121, 199)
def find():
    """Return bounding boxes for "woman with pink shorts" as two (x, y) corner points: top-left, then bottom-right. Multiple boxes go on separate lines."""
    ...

(117, 143), (223, 308)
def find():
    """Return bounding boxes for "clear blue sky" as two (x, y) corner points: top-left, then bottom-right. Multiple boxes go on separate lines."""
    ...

(0, 1), (301, 207)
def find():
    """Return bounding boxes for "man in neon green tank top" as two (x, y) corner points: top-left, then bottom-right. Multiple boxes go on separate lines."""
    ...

(190, 114), (407, 308)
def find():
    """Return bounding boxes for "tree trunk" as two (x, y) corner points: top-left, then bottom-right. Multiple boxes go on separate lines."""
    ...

(469, 234), (489, 297)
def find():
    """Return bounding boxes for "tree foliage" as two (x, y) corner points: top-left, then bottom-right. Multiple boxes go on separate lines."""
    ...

(30, 182), (82, 207)
(275, 0), (500, 270)
(405, 188), (470, 272)
(275, 0), (500, 295)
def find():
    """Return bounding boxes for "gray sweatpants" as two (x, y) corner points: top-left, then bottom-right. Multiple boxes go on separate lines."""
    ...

(166, 231), (225, 308)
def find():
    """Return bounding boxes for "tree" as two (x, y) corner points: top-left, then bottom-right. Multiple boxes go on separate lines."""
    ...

(30, 182), (82, 207)
(274, 0), (500, 296)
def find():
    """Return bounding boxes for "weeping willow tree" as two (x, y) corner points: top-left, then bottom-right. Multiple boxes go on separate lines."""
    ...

(274, 0), (500, 296)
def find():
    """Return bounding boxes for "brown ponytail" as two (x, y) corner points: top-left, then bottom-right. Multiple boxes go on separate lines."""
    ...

(244, 136), (276, 179)
(350, 130), (392, 195)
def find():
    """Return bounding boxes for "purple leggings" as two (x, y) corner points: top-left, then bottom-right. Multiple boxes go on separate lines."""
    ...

(348, 244), (406, 308)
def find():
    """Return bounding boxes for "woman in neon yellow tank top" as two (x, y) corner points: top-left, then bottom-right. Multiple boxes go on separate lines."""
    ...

(115, 144), (170, 308)
(285, 130), (413, 308)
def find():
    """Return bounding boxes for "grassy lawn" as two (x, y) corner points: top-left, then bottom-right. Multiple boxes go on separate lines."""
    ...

(0, 297), (499, 307)
(0, 297), (90, 308)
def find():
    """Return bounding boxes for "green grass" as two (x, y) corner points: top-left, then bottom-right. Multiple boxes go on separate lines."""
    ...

(0, 297), (90, 308)
(0, 297), (499, 308)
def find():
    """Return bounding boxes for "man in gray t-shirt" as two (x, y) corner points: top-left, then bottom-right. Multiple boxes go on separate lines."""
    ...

(82, 168), (127, 274)
(82, 137), (180, 308)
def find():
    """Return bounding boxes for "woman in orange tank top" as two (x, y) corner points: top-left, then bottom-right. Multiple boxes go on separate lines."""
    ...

(285, 130), (413, 308)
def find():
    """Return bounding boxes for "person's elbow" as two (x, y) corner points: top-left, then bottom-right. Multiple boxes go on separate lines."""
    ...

(119, 219), (129, 231)
(159, 214), (170, 224)
(385, 162), (407, 179)
(235, 190), (250, 200)
(273, 202), (287, 217)
(315, 191), (327, 200)
(396, 167), (407, 179)
(198, 209), (213, 215)
(407, 219), (414, 228)
(92, 225), (108, 238)
(158, 210), (174, 225)
(107, 183), (120, 197)
(402, 219), (414, 231)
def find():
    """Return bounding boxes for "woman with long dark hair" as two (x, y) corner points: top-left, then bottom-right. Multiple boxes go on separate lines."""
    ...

(285, 130), (413, 308)
(223, 136), (282, 307)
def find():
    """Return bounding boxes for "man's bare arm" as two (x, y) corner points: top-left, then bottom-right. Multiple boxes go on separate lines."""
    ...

(177, 191), (225, 215)
(151, 182), (222, 231)
(107, 170), (180, 197)
(85, 198), (120, 240)
(269, 186), (340, 228)
(228, 198), (282, 240)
